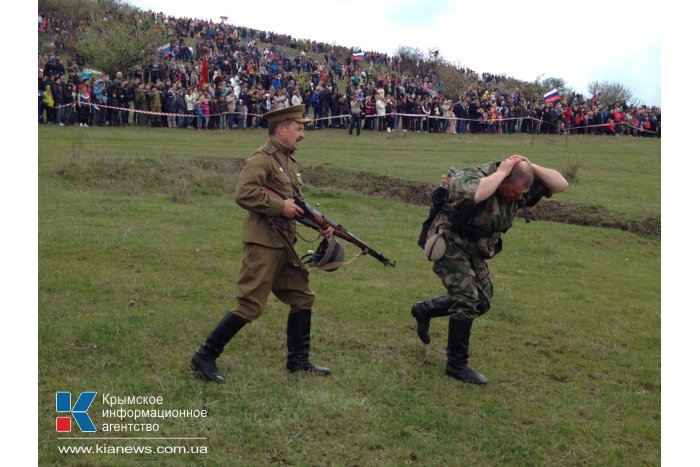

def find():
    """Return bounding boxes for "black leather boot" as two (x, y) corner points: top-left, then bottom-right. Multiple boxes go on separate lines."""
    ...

(190, 312), (248, 383)
(286, 309), (331, 376)
(445, 316), (488, 384)
(410, 296), (453, 344)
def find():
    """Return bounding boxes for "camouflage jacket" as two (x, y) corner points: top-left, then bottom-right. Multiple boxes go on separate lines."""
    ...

(430, 161), (552, 259)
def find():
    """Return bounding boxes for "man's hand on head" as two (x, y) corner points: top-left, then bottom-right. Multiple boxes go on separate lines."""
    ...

(497, 155), (526, 176)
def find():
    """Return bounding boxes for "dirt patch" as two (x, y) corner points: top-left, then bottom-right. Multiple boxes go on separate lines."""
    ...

(525, 200), (660, 238)
(57, 156), (660, 238)
(303, 164), (660, 239)
(304, 165), (434, 205)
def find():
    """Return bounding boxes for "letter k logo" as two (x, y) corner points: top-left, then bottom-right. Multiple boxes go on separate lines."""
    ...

(56, 392), (97, 432)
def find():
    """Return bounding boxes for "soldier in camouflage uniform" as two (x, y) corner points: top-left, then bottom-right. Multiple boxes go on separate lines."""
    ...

(191, 105), (333, 383)
(412, 155), (568, 384)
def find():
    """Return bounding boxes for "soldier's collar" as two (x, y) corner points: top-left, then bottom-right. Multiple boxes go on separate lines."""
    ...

(267, 138), (296, 159)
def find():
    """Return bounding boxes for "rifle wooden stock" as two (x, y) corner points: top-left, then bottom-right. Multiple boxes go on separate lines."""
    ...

(262, 186), (396, 268)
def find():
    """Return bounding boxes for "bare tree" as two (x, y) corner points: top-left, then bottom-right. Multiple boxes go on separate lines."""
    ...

(588, 80), (634, 107)
(396, 46), (425, 75)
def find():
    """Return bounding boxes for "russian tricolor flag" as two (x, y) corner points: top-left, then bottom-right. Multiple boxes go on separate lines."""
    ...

(352, 52), (365, 61)
(544, 89), (559, 103)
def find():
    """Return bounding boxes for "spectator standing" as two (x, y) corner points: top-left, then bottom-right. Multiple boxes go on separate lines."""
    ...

(386, 96), (397, 132)
(445, 100), (456, 133)
(41, 83), (54, 124)
(239, 85), (250, 129)
(127, 78), (140, 125)
(272, 90), (286, 111)
(50, 76), (65, 125)
(261, 92), (272, 122)
(164, 90), (178, 128)
(176, 88), (187, 127)
(107, 88), (120, 126)
(216, 90), (228, 130)
(562, 106), (572, 134)
(225, 88), (237, 129)
(64, 83), (77, 125)
(375, 90), (387, 132)
(411, 95), (422, 132)
(119, 81), (131, 126)
(468, 98), (479, 133)
(92, 74), (110, 126)
(250, 85), (264, 128)
(148, 85), (163, 127)
(291, 89), (303, 107)
(363, 95), (375, 130)
(453, 97), (467, 133)
(200, 92), (211, 130)
(134, 83), (148, 126)
(185, 87), (197, 128)
(420, 97), (430, 132)
(38, 68), (48, 123)
(441, 99), (452, 133)
(78, 82), (91, 127)
(349, 93), (363, 136)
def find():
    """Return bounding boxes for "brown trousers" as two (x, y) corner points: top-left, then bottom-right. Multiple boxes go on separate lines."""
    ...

(233, 243), (315, 321)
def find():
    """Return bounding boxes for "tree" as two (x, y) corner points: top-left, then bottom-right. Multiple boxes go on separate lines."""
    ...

(396, 46), (425, 75)
(541, 76), (567, 92)
(588, 80), (635, 107)
(39, 0), (112, 24)
(73, 10), (166, 75)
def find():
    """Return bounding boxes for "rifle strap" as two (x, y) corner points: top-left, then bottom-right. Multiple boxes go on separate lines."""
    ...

(266, 217), (305, 268)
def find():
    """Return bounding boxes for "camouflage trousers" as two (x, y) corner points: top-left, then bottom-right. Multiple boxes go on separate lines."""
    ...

(432, 238), (494, 320)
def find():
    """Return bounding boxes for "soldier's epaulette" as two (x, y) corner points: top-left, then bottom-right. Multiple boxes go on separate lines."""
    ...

(259, 142), (275, 155)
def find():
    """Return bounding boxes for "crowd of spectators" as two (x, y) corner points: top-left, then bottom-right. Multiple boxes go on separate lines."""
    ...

(38, 10), (660, 137)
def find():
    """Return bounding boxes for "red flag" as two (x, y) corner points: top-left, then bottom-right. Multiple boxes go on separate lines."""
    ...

(198, 55), (209, 89)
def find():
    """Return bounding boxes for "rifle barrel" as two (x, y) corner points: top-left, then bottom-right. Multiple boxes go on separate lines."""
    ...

(255, 190), (396, 268)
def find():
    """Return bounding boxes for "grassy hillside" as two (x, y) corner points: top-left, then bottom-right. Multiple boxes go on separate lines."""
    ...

(38, 127), (660, 465)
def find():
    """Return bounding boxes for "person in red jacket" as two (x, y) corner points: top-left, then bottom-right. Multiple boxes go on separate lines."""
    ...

(613, 107), (623, 134)
(562, 106), (572, 134)
(605, 118), (617, 135)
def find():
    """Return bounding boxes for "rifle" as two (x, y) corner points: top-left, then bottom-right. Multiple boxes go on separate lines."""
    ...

(263, 187), (396, 268)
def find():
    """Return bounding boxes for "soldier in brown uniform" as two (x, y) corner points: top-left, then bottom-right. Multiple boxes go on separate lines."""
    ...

(412, 155), (568, 384)
(191, 105), (333, 383)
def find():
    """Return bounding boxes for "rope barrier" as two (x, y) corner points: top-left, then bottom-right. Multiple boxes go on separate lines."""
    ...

(46, 103), (658, 134)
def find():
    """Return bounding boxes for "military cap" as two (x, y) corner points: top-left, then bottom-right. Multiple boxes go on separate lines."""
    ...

(263, 104), (310, 123)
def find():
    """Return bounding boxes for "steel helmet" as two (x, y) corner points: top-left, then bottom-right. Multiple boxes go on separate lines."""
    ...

(303, 236), (345, 272)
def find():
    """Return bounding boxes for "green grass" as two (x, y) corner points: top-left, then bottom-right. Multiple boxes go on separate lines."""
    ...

(40, 127), (660, 221)
(38, 126), (660, 465)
